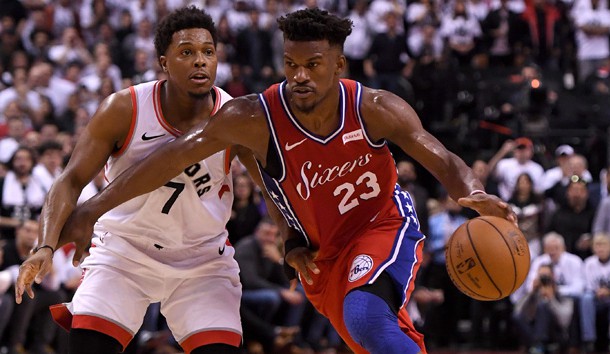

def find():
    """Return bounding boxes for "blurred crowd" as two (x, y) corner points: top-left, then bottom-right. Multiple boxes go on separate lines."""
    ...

(1, 0), (610, 353)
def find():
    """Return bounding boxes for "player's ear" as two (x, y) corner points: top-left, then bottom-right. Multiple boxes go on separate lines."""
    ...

(159, 56), (168, 72)
(335, 55), (346, 76)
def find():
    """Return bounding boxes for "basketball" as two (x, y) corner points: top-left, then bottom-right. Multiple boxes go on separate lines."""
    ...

(445, 216), (530, 301)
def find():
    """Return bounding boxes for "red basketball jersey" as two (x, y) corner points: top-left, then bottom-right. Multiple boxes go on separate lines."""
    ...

(258, 79), (399, 259)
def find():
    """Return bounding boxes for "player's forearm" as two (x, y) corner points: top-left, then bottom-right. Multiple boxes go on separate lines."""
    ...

(440, 153), (485, 200)
(40, 178), (83, 250)
(82, 142), (193, 219)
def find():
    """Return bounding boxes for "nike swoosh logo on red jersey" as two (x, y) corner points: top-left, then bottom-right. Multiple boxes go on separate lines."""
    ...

(285, 138), (307, 151)
(142, 132), (166, 141)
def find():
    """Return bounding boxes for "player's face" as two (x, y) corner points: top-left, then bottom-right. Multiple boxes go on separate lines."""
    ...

(160, 28), (218, 98)
(283, 39), (345, 113)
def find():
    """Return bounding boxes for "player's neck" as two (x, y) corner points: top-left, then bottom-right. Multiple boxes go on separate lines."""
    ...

(289, 90), (341, 136)
(160, 81), (215, 130)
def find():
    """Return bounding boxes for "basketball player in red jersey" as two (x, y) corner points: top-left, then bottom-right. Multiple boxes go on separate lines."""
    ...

(19, 8), (516, 354)
(14, 7), (261, 354)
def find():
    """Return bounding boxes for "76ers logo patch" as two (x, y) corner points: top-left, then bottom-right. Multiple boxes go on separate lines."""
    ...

(348, 255), (373, 282)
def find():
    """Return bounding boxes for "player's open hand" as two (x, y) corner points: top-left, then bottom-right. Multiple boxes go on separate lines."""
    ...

(284, 247), (320, 285)
(60, 207), (96, 267)
(458, 193), (518, 227)
(15, 248), (53, 304)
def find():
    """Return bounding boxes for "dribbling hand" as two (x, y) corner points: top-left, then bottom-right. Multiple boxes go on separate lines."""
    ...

(15, 248), (53, 304)
(458, 193), (518, 227)
(284, 247), (320, 285)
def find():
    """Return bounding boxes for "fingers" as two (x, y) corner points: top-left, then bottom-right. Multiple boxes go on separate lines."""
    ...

(72, 248), (83, 267)
(289, 279), (298, 292)
(457, 197), (473, 208)
(15, 263), (37, 304)
(306, 260), (320, 275)
(299, 266), (314, 285)
(72, 238), (89, 267)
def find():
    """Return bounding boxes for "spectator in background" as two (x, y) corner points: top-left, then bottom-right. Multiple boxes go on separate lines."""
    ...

(226, 173), (263, 246)
(235, 8), (275, 93)
(406, 0), (440, 55)
(510, 172), (544, 258)
(513, 263), (574, 354)
(580, 232), (610, 352)
(408, 22), (445, 126)
(420, 191), (467, 348)
(28, 62), (76, 117)
(547, 175), (596, 259)
(47, 27), (93, 72)
(524, 232), (585, 352)
(0, 147), (45, 240)
(572, 0), (610, 83)
(366, 0), (406, 35)
(121, 17), (156, 73)
(544, 152), (595, 217)
(440, 0), (482, 68)
(593, 166), (610, 234)
(1, 220), (67, 354)
(541, 144), (576, 192)
(364, 11), (413, 98)
(343, 0), (372, 83)
(488, 137), (545, 201)
(234, 217), (306, 353)
(481, 0), (526, 67)
(526, 232), (585, 300)
(32, 140), (64, 194)
(521, 0), (563, 69)
(0, 68), (42, 120)
(47, 0), (80, 40)
(0, 117), (27, 164)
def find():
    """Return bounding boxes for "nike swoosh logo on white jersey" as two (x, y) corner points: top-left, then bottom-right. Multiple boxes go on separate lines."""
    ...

(285, 138), (307, 151)
(142, 132), (166, 141)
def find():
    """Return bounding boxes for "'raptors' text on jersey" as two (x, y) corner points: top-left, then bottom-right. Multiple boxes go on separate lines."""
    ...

(96, 80), (234, 250)
(258, 79), (401, 259)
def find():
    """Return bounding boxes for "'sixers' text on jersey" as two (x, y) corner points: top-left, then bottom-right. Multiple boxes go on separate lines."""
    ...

(258, 79), (400, 259)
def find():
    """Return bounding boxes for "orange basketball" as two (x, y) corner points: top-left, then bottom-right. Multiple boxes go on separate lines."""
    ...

(445, 216), (530, 301)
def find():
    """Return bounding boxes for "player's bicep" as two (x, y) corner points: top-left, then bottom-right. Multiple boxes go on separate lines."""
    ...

(361, 89), (456, 174)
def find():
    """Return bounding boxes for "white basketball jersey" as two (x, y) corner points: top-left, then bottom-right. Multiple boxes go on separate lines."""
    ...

(95, 80), (234, 250)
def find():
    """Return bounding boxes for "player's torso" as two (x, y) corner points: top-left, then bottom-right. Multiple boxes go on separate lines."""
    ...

(97, 80), (234, 249)
(258, 80), (399, 258)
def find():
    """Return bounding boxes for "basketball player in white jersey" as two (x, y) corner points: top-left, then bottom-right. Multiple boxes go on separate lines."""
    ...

(15, 7), (254, 354)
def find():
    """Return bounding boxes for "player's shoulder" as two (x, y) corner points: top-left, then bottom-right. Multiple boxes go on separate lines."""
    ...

(219, 93), (264, 117)
(100, 86), (134, 112)
(359, 85), (408, 113)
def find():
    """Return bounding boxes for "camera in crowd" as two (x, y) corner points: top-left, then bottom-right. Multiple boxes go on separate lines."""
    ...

(539, 274), (554, 286)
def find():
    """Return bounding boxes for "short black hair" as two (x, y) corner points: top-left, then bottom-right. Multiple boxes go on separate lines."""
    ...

(37, 140), (63, 156)
(277, 8), (353, 49)
(7, 146), (36, 171)
(154, 6), (217, 58)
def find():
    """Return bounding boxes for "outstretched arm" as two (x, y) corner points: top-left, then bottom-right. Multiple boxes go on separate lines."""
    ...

(361, 88), (516, 224)
(77, 96), (266, 223)
(60, 95), (269, 265)
(16, 89), (133, 303)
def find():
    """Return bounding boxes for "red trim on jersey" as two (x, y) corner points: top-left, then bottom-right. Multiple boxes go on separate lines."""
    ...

(218, 184), (231, 199)
(72, 314), (133, 350)
(153, 80), (181, 137)
(404, 240), (425, 305)
(180, 330), (241, 354)
(112, 86), (138, 157)
(224, 147), (231, 175)
(49, 304), (72, 332)
(211, 86), (221, 115)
